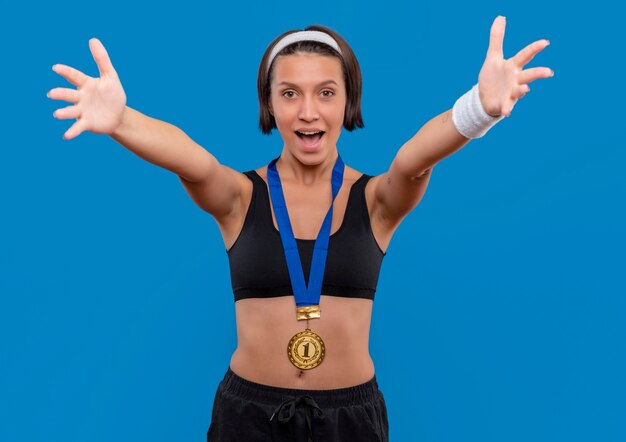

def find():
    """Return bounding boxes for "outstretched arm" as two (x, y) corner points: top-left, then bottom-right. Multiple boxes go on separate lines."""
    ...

(49, 38), (243, 220)
(373, 15), (554, 225)
(49, 38), (211, 182)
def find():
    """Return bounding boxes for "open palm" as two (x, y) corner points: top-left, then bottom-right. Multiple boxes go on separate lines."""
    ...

(48, 38), (126, 140)
(477, 16), (553, 118)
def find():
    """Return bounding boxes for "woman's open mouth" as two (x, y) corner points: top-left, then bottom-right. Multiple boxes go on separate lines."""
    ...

(295, 130), (325, 150)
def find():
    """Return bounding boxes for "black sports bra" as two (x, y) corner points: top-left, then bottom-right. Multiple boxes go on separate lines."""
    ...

(226, 170), (386, 301)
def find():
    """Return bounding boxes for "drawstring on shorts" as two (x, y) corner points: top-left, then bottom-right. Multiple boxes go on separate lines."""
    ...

(270, 395), (325, 442)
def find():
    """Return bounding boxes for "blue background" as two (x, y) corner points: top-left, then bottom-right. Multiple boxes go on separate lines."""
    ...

(1, 0), (624, 441)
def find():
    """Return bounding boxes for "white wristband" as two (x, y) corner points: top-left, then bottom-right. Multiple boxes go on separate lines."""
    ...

(452, 83), (505, 139)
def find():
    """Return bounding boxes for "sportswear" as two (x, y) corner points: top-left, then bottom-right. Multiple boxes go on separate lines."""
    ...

(226, 170), (386, 301)
(207, 366), (389, 441)
(452, 83), (505, 138)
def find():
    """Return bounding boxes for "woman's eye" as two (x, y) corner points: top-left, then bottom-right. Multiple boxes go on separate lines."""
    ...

(281, 90), (334, 98)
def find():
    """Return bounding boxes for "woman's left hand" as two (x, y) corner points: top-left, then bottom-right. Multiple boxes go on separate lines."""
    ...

(477, 15), (554, 118)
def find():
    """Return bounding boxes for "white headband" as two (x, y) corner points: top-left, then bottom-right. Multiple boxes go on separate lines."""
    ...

(266, 30), (343, 74)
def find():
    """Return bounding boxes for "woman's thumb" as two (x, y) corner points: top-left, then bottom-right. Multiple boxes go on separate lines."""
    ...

(89, 38), (117, 77)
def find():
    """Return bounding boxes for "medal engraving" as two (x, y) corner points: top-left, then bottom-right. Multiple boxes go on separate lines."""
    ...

(287, 328), (325, 370)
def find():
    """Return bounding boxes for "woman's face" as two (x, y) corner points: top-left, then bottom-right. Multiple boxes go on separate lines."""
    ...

(268, 52), (346, 160)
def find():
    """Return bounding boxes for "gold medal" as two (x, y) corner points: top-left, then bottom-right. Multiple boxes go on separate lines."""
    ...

(288, 328), (325, 370)
(287, 305), (325, 370)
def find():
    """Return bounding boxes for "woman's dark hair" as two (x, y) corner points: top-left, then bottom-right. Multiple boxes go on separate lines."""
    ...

(257, 24), (364, 135)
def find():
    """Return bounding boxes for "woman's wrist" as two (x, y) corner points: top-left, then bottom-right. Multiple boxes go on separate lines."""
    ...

(111, 105), (131, 138)
(451, 84), (505, 139)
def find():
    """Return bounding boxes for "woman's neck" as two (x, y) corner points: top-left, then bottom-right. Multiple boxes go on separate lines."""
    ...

(276, 149), (339, 186)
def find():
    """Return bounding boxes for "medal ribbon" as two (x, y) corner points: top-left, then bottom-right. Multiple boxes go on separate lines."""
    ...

(267, 153), (345, 307)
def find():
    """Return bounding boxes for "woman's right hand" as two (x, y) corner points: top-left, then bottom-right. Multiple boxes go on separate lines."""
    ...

(49, 38), (127, 140)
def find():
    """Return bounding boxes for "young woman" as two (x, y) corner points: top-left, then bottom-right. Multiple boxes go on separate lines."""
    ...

(48, 18), (552, 442)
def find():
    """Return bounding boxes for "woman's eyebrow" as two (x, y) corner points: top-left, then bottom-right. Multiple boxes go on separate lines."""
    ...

(277, 80), (338, 87)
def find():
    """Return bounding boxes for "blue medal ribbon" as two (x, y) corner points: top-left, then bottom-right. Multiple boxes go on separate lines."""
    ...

(267, 153), (345, 307)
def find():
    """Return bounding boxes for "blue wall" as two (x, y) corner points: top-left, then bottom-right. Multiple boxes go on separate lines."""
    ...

(1, 0), (623, 441)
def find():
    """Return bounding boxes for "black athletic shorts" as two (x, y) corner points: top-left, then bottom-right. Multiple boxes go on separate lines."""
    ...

(207, 366), (389, 442)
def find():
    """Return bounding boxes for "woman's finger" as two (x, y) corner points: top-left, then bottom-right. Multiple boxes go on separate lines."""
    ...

(511, 84), (530, 99)
(47, 87), (80, 103)
(503, 96), (519, 117)
(53, 104), (81, 120)
(512, 39), (550, 68)
(89, 38), (117, 78)
(51, 64), (91, 88)
(518, 66), (554, 84)
(63, 118), (87, 140)
(487, 16), (506, 59)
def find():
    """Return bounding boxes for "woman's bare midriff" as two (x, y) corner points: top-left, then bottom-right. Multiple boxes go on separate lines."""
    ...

(220, 165), (394, 390)
(229, 293), (376, 390)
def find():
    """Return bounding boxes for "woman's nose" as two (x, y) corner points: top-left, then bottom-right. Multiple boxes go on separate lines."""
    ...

(298, 96), (319, 121)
